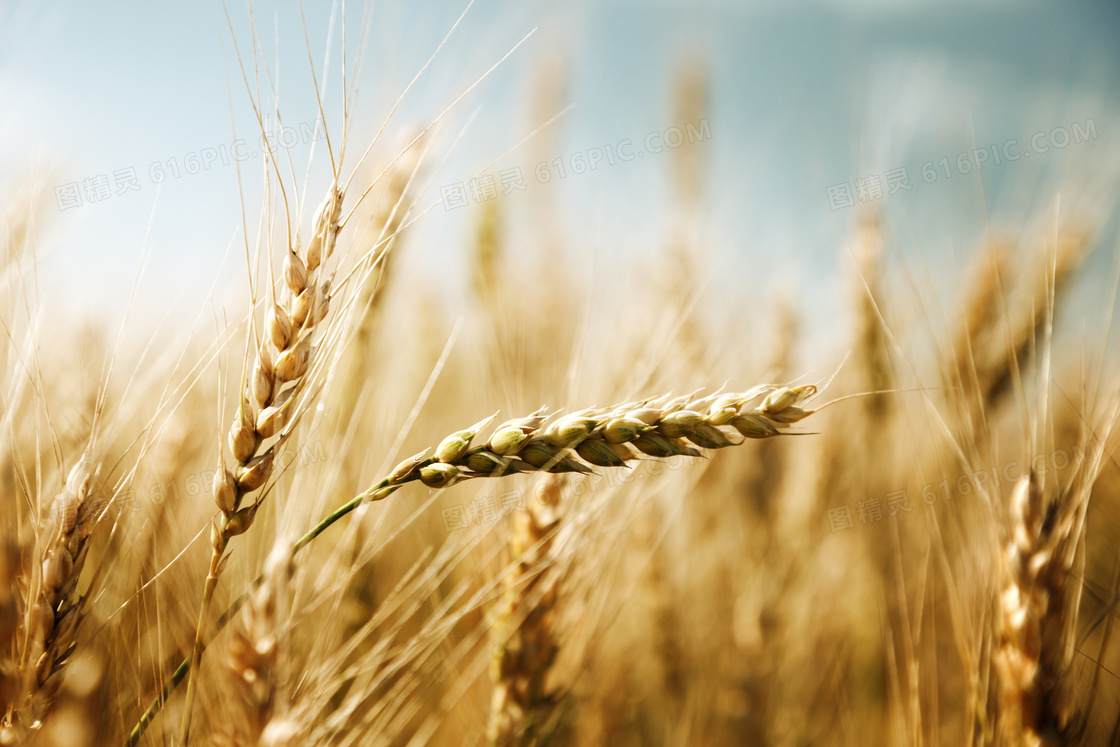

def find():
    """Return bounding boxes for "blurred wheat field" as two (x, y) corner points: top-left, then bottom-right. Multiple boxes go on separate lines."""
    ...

(3, 5), (1120, 747)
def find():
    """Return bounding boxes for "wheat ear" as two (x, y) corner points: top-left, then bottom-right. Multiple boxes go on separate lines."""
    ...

(364, 383), (818, 497)
(178, 182), (343, 745)
(993, 467), (1088, 745)
(12, 454), (99, 733)
(212, 540), (294, 747)
(487, 478), (563, 747)
(954, 230), (1087, 419)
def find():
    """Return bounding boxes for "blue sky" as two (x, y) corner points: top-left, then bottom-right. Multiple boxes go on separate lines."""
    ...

(3, 0), (1118, 352)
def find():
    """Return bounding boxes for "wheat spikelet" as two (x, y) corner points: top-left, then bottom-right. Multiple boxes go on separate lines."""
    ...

(395, 387), (819, 744)
(358, 137), (424, 319)
(213, 541), (294, 747)
(651, 58), (710, 370)
(224, 180), (341, 534)
(670, 59), (708, 212)
(487, 478), (563, 747)
(17, 651), (105, 747)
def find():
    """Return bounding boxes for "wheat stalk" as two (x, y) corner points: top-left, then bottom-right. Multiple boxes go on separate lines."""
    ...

(177, 180), (344, 744)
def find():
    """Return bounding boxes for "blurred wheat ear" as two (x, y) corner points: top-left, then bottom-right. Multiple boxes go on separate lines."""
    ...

(488, 478), (564, 747)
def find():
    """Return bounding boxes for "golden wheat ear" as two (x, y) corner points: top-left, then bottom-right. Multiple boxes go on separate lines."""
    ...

(993, 444), (1100, 745)
(18, 454), (96, 725)
(178, 175), (345, 744)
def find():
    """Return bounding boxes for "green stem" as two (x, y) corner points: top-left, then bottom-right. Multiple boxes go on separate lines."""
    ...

(293, 485), (381, 553)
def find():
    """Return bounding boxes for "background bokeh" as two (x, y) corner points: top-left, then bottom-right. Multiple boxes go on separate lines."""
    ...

(4, 0), (1118, 351)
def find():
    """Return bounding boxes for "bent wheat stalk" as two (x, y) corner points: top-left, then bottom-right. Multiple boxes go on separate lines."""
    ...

(129, 382), (819, 744)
